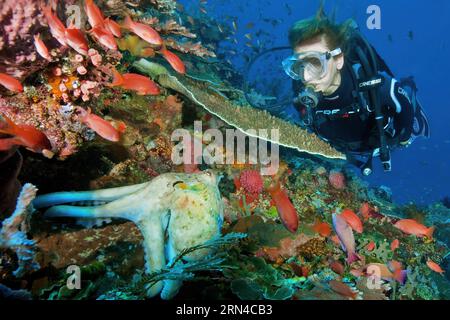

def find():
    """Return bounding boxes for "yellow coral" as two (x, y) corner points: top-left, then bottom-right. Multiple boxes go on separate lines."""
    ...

(46, 74), (79, 99)
(117, 35), (156, 58)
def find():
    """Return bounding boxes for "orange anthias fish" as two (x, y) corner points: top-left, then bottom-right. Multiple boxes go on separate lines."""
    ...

(159, 47), (186, 74)
(366, 241), (376, 251)
(65, 25), (89, 55)
(312, 220), (332, 237)
(34, 34), (52, 61)
(330, 260), (345, 275)
(0, 114), (51, 154)
(391, 239), (400, 251)
(104, 18), (122, 38)
(394, 219), (434, 239)
(89, 26), (117, 50)
(365, 262), (407, 284)
(426, 260), (444, 274)
(340, 208), (363, 233)
(109, 120), (127, 134)
(329, 280), (357, 299)
(330, 234), (340, 246)
(0, 73), (23, 93)
(123, 15), (163, 46)
(85, 0), (105, 29)
(266, 181), (299, 233)
(108, 68), (160, 95)
(75, 107), (121, 142)
(359, 202), (371, 220)
(43, 6), (67, 46)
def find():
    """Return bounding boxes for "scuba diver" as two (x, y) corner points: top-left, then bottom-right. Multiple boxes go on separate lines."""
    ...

(278, 13), (430, 175)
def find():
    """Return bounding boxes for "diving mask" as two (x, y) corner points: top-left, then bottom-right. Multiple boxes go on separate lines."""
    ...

(282, 48), (342, 82)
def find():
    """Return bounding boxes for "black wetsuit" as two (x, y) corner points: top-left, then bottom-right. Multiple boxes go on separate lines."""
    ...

(293, 60), (415, 155)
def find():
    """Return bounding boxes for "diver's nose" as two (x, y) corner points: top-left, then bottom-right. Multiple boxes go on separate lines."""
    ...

(302, 68), (315, 83)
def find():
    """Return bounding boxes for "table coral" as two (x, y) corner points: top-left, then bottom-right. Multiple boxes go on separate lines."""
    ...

(135, 62), (345, 160)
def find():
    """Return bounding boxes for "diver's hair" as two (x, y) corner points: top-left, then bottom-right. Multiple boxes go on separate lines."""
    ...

(288, 5), (355, 55)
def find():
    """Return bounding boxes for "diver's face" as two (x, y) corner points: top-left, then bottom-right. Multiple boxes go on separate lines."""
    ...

(294, 35), (344, 95)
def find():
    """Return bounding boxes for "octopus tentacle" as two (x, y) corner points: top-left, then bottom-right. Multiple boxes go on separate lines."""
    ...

(33, 183), (148, 209)
(161, 241), (183, 300)
(139, 217), (166, 298)
(44, 192), (144, 220)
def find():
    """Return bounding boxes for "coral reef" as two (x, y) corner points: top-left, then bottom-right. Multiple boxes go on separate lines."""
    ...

(0, 0), (447, 302)
(0, 0), (50, 79)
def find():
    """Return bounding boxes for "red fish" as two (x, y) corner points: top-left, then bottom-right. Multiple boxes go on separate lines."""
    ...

(391, 239), (400, 251)
(159, 47), (186, 74)
(266, 181), (299, 233)
(0, 73), (23, 93)
(108, 68), (160, 95)
(366, 241), (376, 251)
(85, 0), (105, 29)
(388, 260), (403, 273)
(329, 280), (357, 299)
(394, 219), (434, 239)
(89, 26), (117, 50)
(350, 269), (363, 277)
(312, 220), (332, 237)
(111, 120), (126, 133)
(0, 114), (51, 154)
(43, 5), (67, 46)
(365, 262), (407, 284)
(330, 260), (345, 275)
(123, 15), (163, 46)
(301, 266), (310, 277)
(65, 25), (89, 55)
(426, 260), (444, 274)
(75, 107), (121, 142)
(332, 213), (360, 264)
(34, 34), (52, 61)
(104, 17), (122, 37)
(330, 234), (341, 246)
(340, 208), (363, 233)
(360, 202), (371, 221)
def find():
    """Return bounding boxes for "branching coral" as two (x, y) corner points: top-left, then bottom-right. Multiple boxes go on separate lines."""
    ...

(164, 38), (217, 58)
(148, 0), (178, 14)
(158, 20), (197, 38)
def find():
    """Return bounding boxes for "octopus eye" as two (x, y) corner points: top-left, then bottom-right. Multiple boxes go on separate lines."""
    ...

(205, 171), (212, 176)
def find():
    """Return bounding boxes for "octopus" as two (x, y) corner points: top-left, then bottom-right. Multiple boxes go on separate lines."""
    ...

(32, 170), (224, 299)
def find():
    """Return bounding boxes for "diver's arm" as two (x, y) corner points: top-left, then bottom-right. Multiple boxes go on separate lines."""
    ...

(380, 74), (415, 142)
